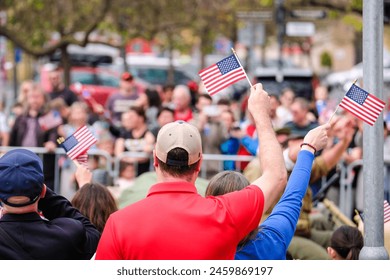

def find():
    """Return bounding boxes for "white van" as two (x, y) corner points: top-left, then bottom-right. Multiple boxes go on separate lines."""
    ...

(116, 55), (196, 86)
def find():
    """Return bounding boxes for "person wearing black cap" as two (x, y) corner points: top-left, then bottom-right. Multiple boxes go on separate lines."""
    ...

(0, 148), (100, 260)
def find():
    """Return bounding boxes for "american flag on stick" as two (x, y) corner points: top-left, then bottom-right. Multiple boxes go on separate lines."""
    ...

(198, 53), (248, 96)
(384, 200), (390, 224)
(356, 200), (390, 224)
(57, 125), (97, 167)
(339, 83), (386, 126)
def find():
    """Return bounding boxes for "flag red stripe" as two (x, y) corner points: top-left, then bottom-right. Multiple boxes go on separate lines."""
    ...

(68, 132), (96, 158)
(201, 69), (223, 86)
(339, 102), (375, 126)
(341, 96), (380, 119)
(340, 98), (377, 124)
(199, 65), (219, 80)
(199, 54), (247, 96)
(206, 69), (246, 92)
(368, 93), (387, 105)
(202, 67), (245, 89)
(68, 135), (96, 159)
(198, 63), (218, 75)
(209, 75), (247, 96)
(66, 126), (97, 159)
(366, 96), (386, 112)
(384, 200), (390, 223)
(340, 97), (379, 121)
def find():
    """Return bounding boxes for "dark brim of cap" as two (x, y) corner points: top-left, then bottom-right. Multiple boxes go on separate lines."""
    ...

(275, 127), (291, 135)
(1, 195), (40, 208)
(288, 133), (306, 140)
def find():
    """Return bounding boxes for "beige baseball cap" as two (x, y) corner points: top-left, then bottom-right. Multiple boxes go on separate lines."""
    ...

(155, 120), (202, 166)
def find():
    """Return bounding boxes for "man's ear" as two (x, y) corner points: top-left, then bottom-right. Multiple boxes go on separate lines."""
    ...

(195, 155), (203, 172)
(327, 247), (337, 260)
(40, 184), (47, 198)
(153, 150), (158, 167)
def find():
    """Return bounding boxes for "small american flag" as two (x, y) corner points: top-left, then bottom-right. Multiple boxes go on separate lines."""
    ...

(59, 125), (97, 161)
(339, 84), (386, 126)
(357, 200), (390, 224)
(198, 54), (246, 96)
(38, 110), (63, 131)
(384, 200), (390, 223)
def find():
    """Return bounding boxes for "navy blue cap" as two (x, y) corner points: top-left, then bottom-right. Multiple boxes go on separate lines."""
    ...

(0, 149), (44, 207)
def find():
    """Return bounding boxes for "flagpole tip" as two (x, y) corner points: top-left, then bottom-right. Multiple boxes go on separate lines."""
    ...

(57, 137), (65, 145)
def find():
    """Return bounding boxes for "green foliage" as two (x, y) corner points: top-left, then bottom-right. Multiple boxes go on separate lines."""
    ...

(342, 14), (363, 32)
(320, 51), (332, 68)
(351, 0), (363, 11)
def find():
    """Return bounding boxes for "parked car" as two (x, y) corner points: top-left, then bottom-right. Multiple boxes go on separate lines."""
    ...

(254, 66), (315, 100)
(323, 62), (390, 105)
(117, 55), (197, 86)
(38, 63), (148, 107)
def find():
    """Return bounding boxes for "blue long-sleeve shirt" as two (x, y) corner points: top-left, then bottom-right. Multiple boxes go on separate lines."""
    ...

(235, 150), (314, 260)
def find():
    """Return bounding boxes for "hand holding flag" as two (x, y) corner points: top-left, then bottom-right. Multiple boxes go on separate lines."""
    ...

(57, 125), (97, 168)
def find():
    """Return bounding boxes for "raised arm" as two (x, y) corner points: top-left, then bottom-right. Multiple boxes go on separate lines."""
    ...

(249, 83), (287, 212)
(253, 124), (330, 259)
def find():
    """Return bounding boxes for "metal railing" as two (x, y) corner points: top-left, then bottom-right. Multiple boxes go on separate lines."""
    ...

(0, 147), (255, 195)
(3, 146), (389, 219)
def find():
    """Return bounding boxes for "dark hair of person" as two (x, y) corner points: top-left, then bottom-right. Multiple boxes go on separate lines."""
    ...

(217, 98), (231, 106)
(269, 93), (281, 103)
(129, 105), (146, 121)
(119, 160), (134, 175)
(163, 84), (175, 92)
(145, 88), (162, 108)
(156, 106), (174, 119)
(157, 148), (199, 180)
(292, 96), (310, 110)
(196, 93), (212, 103)
(205, 171), (259, 247)
(330, 225), (363, 260)
(71, 182), (118, 233)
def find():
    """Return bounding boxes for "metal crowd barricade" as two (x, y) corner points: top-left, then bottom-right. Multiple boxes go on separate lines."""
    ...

(9, 144), (390, 219)
(336, 159), (390, 219)
(113, 151), (153, 179)
(200, 154), (255, 178)
(339, 159), (362, 219)
(111, 152), (256, 180)
(0, 147), (256, 195)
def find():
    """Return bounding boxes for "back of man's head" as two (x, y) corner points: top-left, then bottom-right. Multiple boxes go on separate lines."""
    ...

(0, 149), (44, 208)
(155, 121), (202, 178)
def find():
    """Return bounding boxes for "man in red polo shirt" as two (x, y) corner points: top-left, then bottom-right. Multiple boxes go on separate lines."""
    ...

(95, 83), (287, 260)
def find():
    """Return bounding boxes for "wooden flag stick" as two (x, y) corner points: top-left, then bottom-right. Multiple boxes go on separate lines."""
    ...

(327, 104), (339, 125)
(72, 159), (81, 168)
(327, 78), (358, 125)
(231, 48), (253, 88)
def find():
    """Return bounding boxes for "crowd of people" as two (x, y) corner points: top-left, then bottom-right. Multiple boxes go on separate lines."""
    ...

(0, 64), (387, 260)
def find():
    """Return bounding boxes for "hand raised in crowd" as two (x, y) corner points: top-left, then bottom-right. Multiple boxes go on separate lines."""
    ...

(44, 141), (57, 152)
(247, 83), (271, 120)
(330, 115), (356, 144)
(302, 123), (331, 153)
(74, 163), (92, 188)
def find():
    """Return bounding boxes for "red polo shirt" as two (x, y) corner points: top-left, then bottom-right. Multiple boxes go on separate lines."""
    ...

(95, 181), (264, 260)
